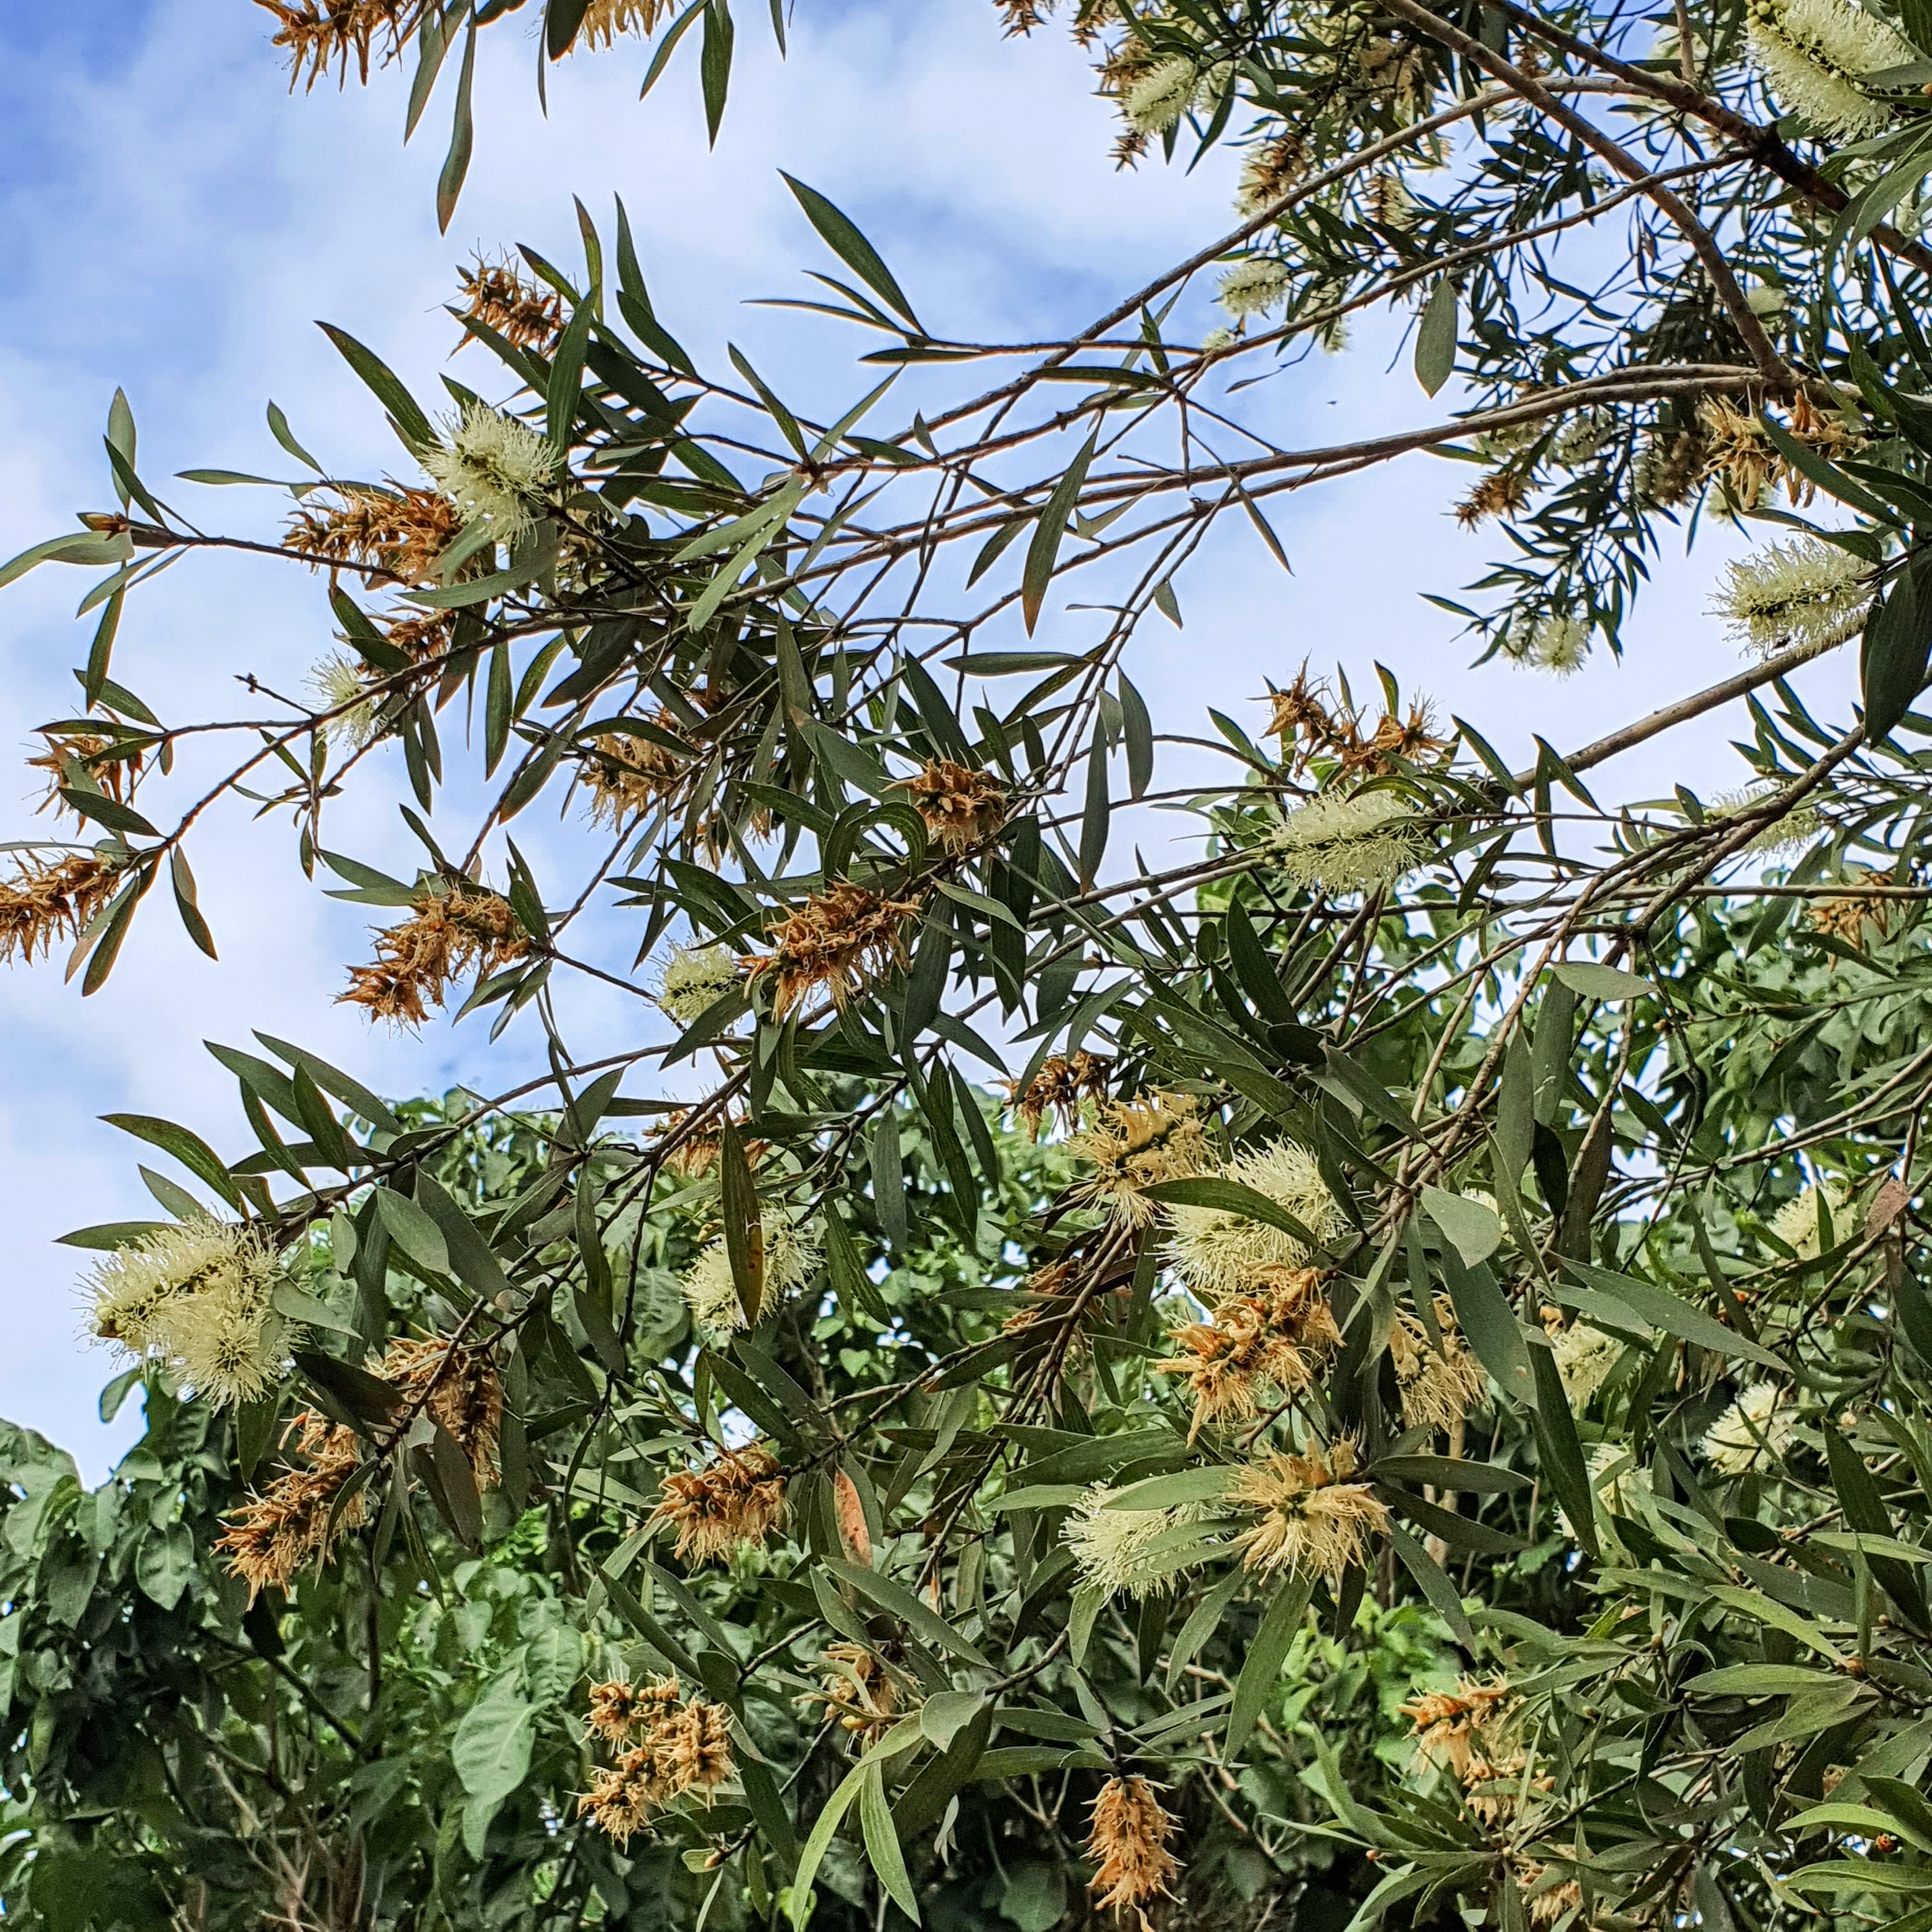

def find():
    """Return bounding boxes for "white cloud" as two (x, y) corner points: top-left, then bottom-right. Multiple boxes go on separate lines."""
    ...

(0, 6), (1855, 1475)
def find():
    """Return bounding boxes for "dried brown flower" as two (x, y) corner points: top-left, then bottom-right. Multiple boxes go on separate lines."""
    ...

(1402, 1675), (1515, 1781)
(257, 0), (413, 90)
(284, 485), (464, 586)
(569, 0), (675, 49)
(582, 721), (687, 830)
(1068, 1091), (1212, 1225)
(0, 853), (119, 965)
(1236, 134), (1308, 215)
(1087, 1776), (1178, 1929)
(1388, 1296), (1488, 1435)
(1156, 1264), (1342, 1435)
(1232, 1438), (1390, 1579)
(381, 1333), (503, 1485)
(1455, 466), (1533, 530)
(1006, 1051), (1114, 1138)
(216, 1409), (366, 1601)
(586, 1672), (682, 1744)
(759, 881), (921, 1020)
(1361, 703), (1451, 771)
(29, 732), (145, 818)
(1699, 393), (1859, 508)
(579, 1677), (734, 1846)
(800, 1642), (901, 1743)
(456, 255), (564, 354)
(898, 759), (1008, 854)
(1809, 881), (1891, 950)
(340, 887), (530, 1028)
(376, 610), (455, 659)
(649, 1441), (786, 1565)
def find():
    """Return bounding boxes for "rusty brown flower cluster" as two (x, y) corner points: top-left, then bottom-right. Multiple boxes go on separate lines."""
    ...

(257, 0), (415, 89)
(456, 255), (564, 354)
(1155, 1264), (1342, 1436)
(569, 0), (675, 49)
(1232, 1437), (1390, 1580)
(579, 1675), (734, 1846)
(1006, 1050), (1113, 1138)
(0, 853), (120, 966)
(1454, 466), (1533, 530)
(1068, 1091), (1212, 1225)
(285, 485), (464, 586)
(1086, 1775), (1179, 1929)
(758, 881), (921, 1020)
(383, 1333), (503, 1485)
(215, 1334), (500, 1598)
(1262, 665), (1448, 778)
(1388, 1296), (1489, 1436)
(648, 1441), (786, 1565)
(1809, 884), (1892, 949)
(216, 1408), (367, 1602)
(29, 732), (145, 817)
(581, 721), (688, 831)
(800, 1642), (901, 1744)
(1403, 1676), (1550, 1829)
(898, 759), (1008, 855)
(341, 887), (530, 1028)
(1698, 394), (1859, 508)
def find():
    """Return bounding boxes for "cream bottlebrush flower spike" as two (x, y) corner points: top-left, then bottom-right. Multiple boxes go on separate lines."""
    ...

(1767, 1177), (1852, 1257)
(87, 1220), (286, 1409)
(1713, 537), (1874, 657)
(1549, 1321), (1621, 1409)
(1062, 1485), (1214, 1599)
(309, 650), (379, 750)
(1165, 1140), (1348, 1297)
(421, 401), (559, 544)
(682, 1209), (820, 1333)
(654, 943), (742, 1029)
(1515, 611), (1590, 678)
(1748, 0), (1919, 139)
(1124, 56), (1201, 132)
(1271, 789), (1426, 893)
(1701, 1381), (1798, 1474)
(1216, 257), (1293, 320)
(1706, 780), (1825, 857)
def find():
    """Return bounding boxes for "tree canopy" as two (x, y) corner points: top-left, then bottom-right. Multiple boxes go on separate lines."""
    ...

(8, 2), (1932, 1930)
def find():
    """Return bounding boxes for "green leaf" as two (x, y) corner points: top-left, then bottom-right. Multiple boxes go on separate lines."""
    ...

(1420, 1186), (1503, 1266)
(100, 1114), (243, 1211)
(779, 174), (921, 331)
(919, 1690), (988, 1751)
(452, 1673), (535, 1806)
(1437, 1247), (1534, 1405)
(169, 848), (217, 960)
(270, 1281), (362, 1339)
(1078, 716), (1110, 889)
(1140, 1177), (1329, 1255)
(701, 0), (734, 146)
(1020, 434), (1096, 635)
(720, 1120), (763, 1326)
(1119, 672), (1154, 798)
(1414, 279), (1458, 397)
(859, 1763), (921, 1922)
(1863, 553), (1932, 744)
(1227, 1572), (1312, 1754)
(1386, 1524), (1475, 1648)
(374, 1187), (452, 1278)
(436, 17), (477, 235)
(317, 323), (435, 452)
(1549, 960), (1654, 1001)
(1560, 1259), (1786, 1370)
(134, 1522), (194, 1611)
(824, 1558), (994, 1669)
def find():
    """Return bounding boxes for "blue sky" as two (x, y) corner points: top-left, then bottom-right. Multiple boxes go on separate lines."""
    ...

(0, 3), (1851, 1476)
